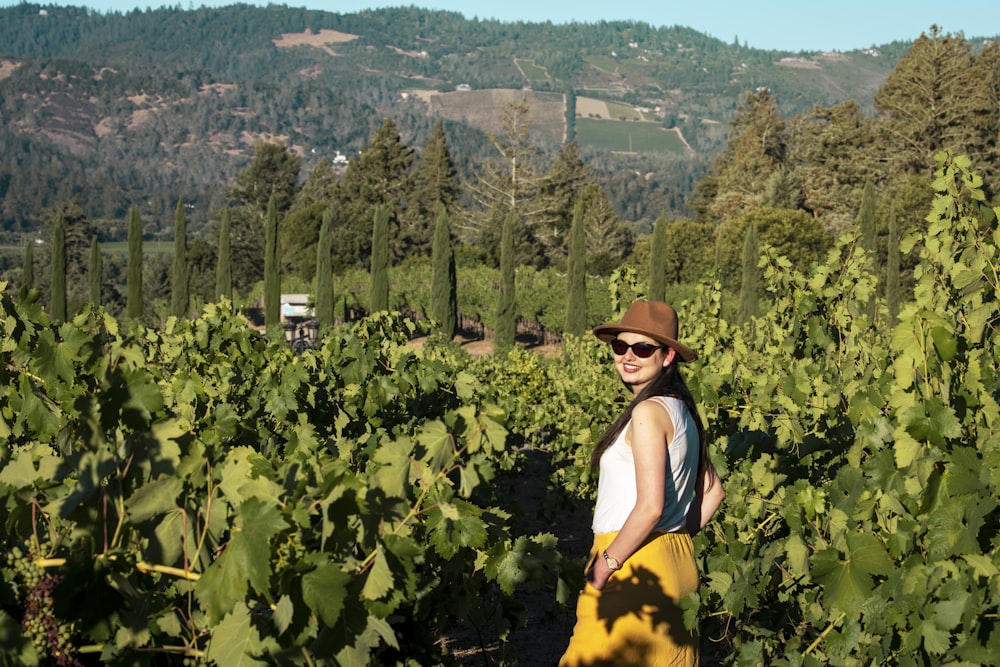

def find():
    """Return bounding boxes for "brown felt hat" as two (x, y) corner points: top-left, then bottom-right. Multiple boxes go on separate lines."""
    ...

(592, 300), (697, 362)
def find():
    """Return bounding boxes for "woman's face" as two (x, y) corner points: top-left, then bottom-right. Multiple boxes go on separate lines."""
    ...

(611, 332), (675, 395)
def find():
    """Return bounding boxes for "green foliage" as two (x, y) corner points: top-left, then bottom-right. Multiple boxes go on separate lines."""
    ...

(370, 205), (390, 313)
(21, 241), (33, 292)
(647, 213), (667, 302)
(736, 222), (760, 324)
(494, 213), (516, 353)
(263, 196), (280, 335)
(0, 295), (564, 665)
(215, 208), (233, 303)
(171, 198), (189, 319)
(716, 207), (833, 289)
(430, 208), (457, 339)
(565, 199), (587, 336)
(314, 206), (334, 332)
(126, 205), (143, 321)
(49, 212), (65, 323)
(88, 236), (101, 307)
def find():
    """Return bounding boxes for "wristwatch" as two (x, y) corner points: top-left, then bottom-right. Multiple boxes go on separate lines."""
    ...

(602, 550), (621, 571)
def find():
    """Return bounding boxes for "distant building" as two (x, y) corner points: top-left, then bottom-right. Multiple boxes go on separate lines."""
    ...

(280, 294), (313, 322)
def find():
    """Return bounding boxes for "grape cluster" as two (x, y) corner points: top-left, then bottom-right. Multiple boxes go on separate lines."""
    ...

(274, 532), (305, 570)
(5, 546), (43, 595)
(6, 547), (83, 667)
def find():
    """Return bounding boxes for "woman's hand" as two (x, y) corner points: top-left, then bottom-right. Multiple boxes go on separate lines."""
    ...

(586, 557), (613, 591)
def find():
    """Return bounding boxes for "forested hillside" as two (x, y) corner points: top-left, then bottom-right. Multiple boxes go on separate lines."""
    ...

(0, 1), (928, 237)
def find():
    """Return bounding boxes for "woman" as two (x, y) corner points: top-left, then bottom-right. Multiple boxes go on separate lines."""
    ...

(560, 300), (725, 667)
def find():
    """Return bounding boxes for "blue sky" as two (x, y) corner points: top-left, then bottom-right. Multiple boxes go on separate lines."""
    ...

(4, 0), (999, 52)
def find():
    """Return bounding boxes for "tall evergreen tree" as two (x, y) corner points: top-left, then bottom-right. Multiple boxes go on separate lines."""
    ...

(737, 222), (760, 325)
(565, 199), (587, 336)
(127, 205), (143, 321)
(858, 181), (878, 259)
(707, 88), (787, 222)
(89, 236), (102, 307)
(370, 205), (390, 313)
(430, 207), (457, 339)
(50, 212), (66, 322)
(334, 118), (415, 270)
(494, 212), (517, 354)
(264, 196), (281, 336)
(886, 206), (902, 327)
(647, 214), (668, 302)
(875, 26), (993, 177)
(410, 121), (459, 246)
(171, 198), (189, 318)
(216, 207), (232, 302)
(315, 205), (335, 332)
(22, 240), (34, 292)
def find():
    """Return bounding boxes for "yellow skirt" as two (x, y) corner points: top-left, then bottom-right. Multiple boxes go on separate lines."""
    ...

(559, 531), (698, 667)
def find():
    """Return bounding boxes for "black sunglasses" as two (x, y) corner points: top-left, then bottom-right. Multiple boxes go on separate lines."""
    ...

(609, 339), (664, 358)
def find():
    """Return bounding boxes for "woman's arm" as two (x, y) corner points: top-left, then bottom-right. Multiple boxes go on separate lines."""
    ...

(587, 399), (672, 591)
(685, 463), (725, 535)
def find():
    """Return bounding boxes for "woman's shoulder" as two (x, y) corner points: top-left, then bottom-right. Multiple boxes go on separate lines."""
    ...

(632, 396), (675, 421)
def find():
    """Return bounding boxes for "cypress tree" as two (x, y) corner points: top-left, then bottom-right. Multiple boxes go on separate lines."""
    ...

(315, 205), (335, 332)
(171, 198), (189, 318)
(858, 181), (877, 259)
(50, 212), (66, 322)
(127, 205), (143, 321)
(565, 199), (587, 336)
(886, 206), (901, 327)
(430, 207), (457, 339)
(370, 205), (389, 313)
(264, 196), (281, 336)
(494, 212), (516, 354)
(737, 222), (760, 325)
(215, 207), (232, 302)
(22, 240), (34, 292)
(89, 236), (102, 307)
(648, 213), (668, 303)
(857, 181), (878, 321)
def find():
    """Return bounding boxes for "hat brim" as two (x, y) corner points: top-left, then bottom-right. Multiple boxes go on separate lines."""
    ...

(592, 324), (698, 362)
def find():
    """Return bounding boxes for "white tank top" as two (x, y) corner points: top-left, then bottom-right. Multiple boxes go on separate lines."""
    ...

(591, 395), (699, 534)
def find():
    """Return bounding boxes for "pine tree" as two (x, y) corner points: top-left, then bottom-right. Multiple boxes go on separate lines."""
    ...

(216, 207), (232, 302)
(565, 199), (587, 336)
(370, 205), (390, 313)
(127, 205), (143, 321)
(410, 121), (459, 249)
(334, 118), (414, 270)
(886, 206), (901, 327)
(315, 205), (335, 332)
(89, 236), (102, 307)
(171, 198), (189, 318)
(647, 214), (668, 302)
(875, 26), (993, 177)
(22, 240), (34, 292)
(494, 212), (517, 354)
(430, 207), (457, 339)
(264, 196), (281, 336)
(737, 222), (760, 325)
(50, 212), (66, 322)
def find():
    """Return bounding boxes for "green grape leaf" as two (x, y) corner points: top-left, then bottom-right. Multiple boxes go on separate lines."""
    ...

(125, 475), (183, 524)
(301, 560), (351, 626)
(204, 602), (268, 667)
(810, 532), (891, 613)
(272, 595), (294, 635)
(361, 544), (394, 601)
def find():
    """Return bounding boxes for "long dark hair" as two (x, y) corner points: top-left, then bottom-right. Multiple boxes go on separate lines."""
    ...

(589, 360), (711, 486)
